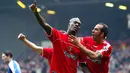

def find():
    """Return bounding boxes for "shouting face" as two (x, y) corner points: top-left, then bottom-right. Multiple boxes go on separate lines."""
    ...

(67, 18), (81, 35)
(92, 24), (104, 41)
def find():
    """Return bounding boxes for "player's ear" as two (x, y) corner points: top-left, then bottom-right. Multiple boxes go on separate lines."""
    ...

(100, 32), (104, 38)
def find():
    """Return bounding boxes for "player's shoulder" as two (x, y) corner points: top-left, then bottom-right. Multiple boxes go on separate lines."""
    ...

(44, 48), (53, 50)
(77, 37), (83, 42)
(83, 36), (92, 39)
(53, 28), (68, 36)
(103, 40), (112, 49)
(9, 60), (18, 66)
(83, 36), (93, 42)
(52, 28), (60, 33)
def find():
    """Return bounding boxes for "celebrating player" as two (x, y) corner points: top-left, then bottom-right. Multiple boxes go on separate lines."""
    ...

(23, 1), (87, 73)
(69, 23), (112, 73)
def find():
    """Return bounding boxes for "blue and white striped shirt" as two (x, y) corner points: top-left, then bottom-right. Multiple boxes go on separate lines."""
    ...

(8, 60), (21, 73)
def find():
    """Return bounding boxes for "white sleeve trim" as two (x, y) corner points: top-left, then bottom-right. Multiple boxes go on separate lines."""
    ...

(99, 42), (111, 53)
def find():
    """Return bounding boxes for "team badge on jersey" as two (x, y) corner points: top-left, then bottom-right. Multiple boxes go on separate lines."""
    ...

(68, 46), (73, 52)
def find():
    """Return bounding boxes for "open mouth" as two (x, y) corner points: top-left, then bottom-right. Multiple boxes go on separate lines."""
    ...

(73, 28), (78, 32)
(74, 26), (79, 30)
(92, 33), (94, 35)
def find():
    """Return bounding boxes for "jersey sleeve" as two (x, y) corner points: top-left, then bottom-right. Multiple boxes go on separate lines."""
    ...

(99, 45), (112, 59)
(40, 48), (53, 61)
(46, 28), (62, 42)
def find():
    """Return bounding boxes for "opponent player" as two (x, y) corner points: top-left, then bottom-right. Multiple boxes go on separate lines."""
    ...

(69, 23), (112, 73)
(28, 1), (86, 73)
(2, 51), (21, 73)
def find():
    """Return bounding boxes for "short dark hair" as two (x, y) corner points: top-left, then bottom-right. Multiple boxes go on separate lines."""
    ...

(2, 51), (13, 58)
(98, 22), (108, 39)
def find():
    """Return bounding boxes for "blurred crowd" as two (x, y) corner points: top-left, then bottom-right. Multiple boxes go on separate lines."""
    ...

(0, 40), (130, 73)
(109, 40), (130, 73)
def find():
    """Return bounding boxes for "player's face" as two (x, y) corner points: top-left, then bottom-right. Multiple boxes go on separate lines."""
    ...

(2, 54), (9, 63)
(68, 21), (81, 34)
(92, 24), (103, 40)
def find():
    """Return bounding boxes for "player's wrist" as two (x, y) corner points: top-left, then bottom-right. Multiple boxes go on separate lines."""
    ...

(33, 8), (38, 13)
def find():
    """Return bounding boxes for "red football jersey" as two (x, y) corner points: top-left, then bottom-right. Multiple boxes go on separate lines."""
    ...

(40, 48), (53, 65)
(83, 36), (112, 73)
(44, 28), (85, 73)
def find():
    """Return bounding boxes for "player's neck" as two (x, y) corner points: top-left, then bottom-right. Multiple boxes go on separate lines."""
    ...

(95, 39), (104, 44)
(9, 58), (13, 62)
(67, 32), (76, 36)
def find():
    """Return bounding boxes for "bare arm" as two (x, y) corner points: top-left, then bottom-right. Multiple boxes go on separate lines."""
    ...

(18, 33), (43, 54)
(69, 35), (102, 60)
(76, 42), (102, 60)
(29, 1), (52, 35)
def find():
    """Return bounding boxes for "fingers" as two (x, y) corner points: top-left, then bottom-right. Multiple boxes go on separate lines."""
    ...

(34, 0), (37, 6)
(69, 38), (74, 42)
(18, 33), (23, 39)
(69, 35), (77, 43)
(18, 33), (25, 40)
(29, 1), (37, 12)
(69, 35), (76, 39)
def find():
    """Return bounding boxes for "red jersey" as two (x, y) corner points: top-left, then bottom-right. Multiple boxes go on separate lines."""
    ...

(40, 48), (53, 65)
(83, 36), (112, 73)
(45, 28), (85, 73)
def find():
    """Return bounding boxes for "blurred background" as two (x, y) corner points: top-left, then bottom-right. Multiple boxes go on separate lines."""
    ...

(0, 0), (130, 73)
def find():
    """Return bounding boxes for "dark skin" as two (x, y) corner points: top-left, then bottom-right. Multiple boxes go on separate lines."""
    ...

(29, 1), (80, 36)
(29, 1), (89, 73)
(69, 24), (105, 73)
(69, 24), (105, 60)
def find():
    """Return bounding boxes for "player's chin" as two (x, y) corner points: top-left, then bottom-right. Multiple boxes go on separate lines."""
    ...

(73, 29), (79, 32)
(2, 60), (6, 63)
(72, 30), (78, 34)
(92, 36), (96, 40)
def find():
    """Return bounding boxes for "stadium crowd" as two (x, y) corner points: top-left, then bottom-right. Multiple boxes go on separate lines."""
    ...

(0, 40), (130, 73)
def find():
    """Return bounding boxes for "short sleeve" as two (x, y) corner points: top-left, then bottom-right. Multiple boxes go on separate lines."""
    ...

(99, 46), (112, 59)
(40, 48), (53, 61)
(46, 28), (61, 42)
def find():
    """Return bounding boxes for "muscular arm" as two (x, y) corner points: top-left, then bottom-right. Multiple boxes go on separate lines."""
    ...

(77, 44), (102, 60)
(69, 35), (102, 60)
(29, 1), (52, 35)
(34, 11), (52, 35)
(23, 38), (43, 54)
(18, 33), (43, 54)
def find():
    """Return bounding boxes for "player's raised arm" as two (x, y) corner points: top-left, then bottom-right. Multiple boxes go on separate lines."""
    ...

(29, 0), (52, 35)
(18, 33), (43, 54)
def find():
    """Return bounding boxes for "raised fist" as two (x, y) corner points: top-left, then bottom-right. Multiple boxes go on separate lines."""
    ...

(29, 1), (37, 12)
(18, 33), (26, 41)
